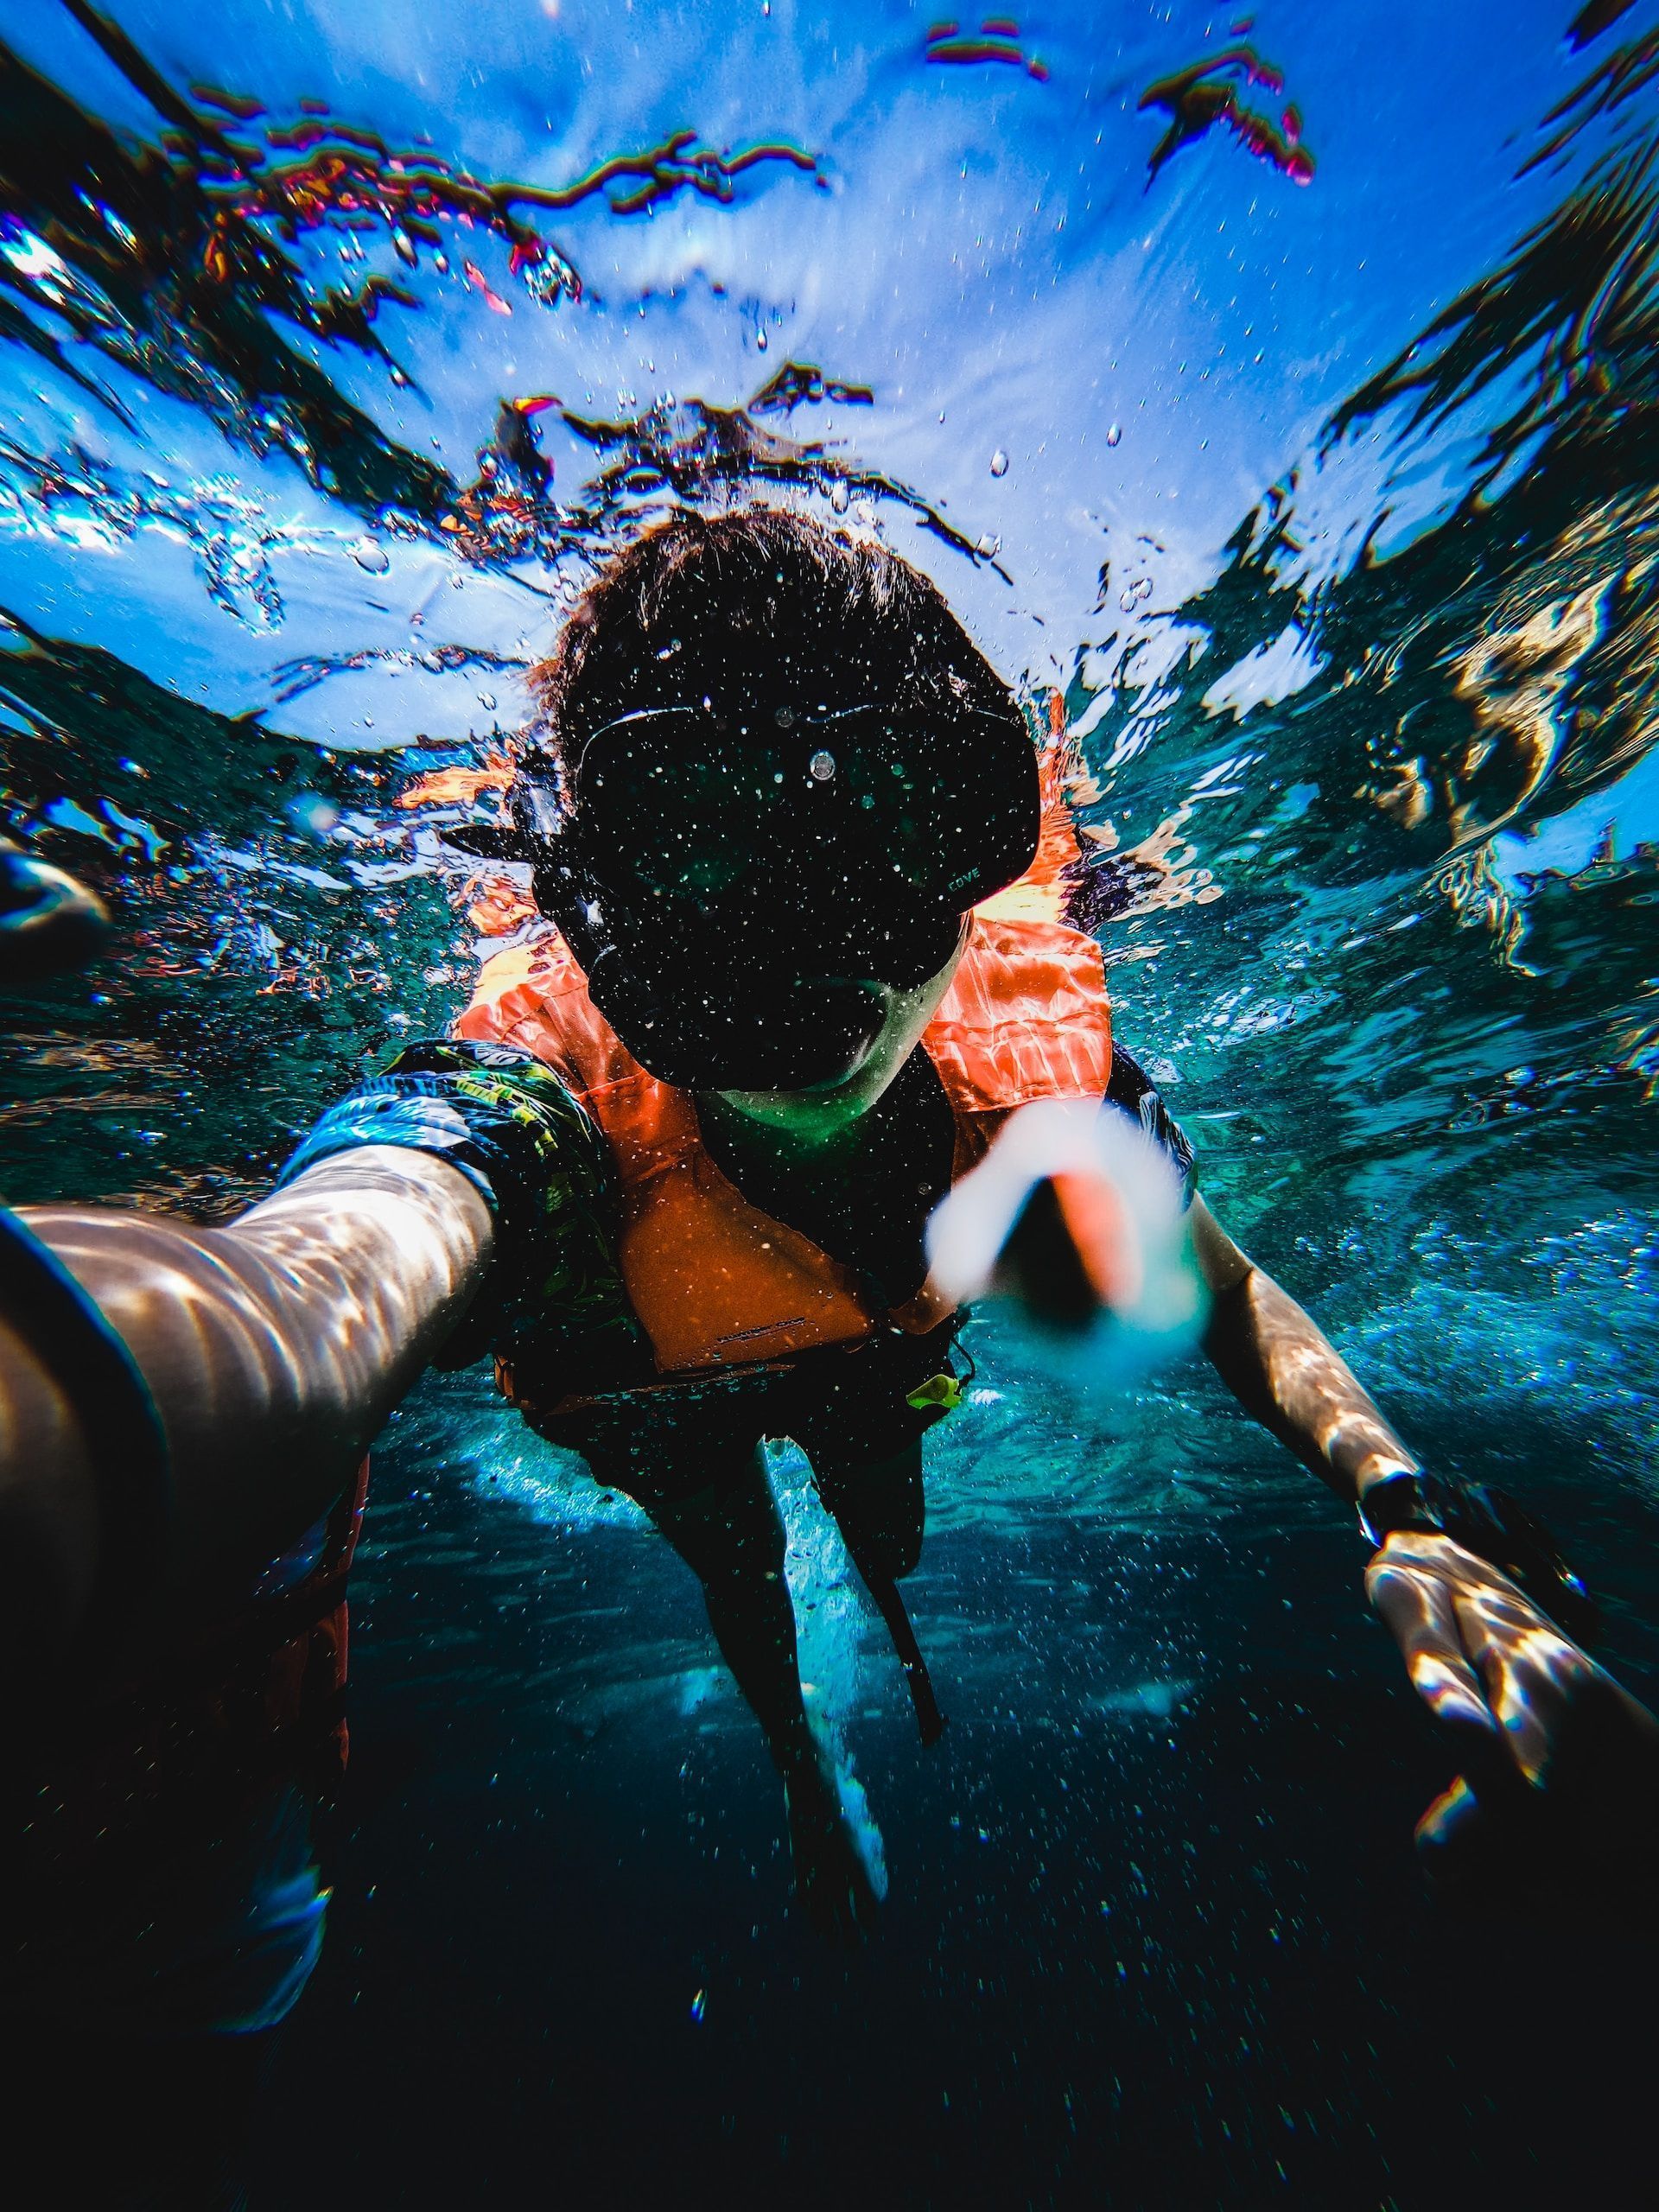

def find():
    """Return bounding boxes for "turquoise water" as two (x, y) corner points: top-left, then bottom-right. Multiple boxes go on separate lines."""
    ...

(3, 1), (1657, 2202)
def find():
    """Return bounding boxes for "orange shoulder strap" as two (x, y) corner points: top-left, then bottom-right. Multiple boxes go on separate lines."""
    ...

(924, 913), (1113, 1171)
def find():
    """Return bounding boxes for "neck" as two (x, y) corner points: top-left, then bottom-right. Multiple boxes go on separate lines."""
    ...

(700, 1052), (917, 1160)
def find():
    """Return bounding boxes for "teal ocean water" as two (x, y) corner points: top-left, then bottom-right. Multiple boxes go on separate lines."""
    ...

(2, 2), (1656, 2202)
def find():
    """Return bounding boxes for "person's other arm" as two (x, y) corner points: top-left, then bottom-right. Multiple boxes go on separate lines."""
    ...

(1193, 1196), (1659, 1886)
(3, 1147), (491, 1677)
(1191, 1195), (1413, 1506)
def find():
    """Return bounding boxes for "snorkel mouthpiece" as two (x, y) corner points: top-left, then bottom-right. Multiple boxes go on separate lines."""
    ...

(587, 951), (887, 1092)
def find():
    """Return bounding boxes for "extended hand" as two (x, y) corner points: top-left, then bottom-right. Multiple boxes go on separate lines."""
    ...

(925, 1099), (1205, 1359)
(1366, 1531), (1659, 1892)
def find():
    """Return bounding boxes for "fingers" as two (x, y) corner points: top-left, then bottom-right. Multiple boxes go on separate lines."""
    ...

(1366, 1538), (1537, 1857)
(1384, 1532), (1602, 1787)
(1450, 1580), (1587, 1788)
(1370, 1532), (1659, 1897)
(1413, 1775), (1493, 1879)
(1366, 1541), (1502, 1749)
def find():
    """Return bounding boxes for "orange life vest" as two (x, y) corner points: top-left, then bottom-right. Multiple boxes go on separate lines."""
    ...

(454, 909), (1113, 1382)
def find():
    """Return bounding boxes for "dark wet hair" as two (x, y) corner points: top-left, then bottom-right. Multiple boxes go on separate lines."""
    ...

(529, 505), (1021, 786)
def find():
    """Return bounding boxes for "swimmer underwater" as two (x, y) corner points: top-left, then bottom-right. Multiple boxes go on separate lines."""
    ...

(3, 507), (1656, 1940)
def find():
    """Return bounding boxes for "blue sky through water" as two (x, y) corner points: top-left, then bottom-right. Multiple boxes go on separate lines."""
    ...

(0, 0), (1629, 766)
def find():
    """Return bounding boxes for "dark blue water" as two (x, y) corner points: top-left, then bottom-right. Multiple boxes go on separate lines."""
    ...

(3, 1), (1658, 2202)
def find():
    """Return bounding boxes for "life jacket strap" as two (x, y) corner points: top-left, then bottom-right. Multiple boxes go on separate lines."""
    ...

(861, 1569), (946, 1746)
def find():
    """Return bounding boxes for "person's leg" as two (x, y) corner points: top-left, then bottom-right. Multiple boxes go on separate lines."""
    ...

(648, 1443), (810, 1767)
(641, 1442), (881, 1941)
(810, 1442), (945, 1744)
(812, 1441), (926, 1581)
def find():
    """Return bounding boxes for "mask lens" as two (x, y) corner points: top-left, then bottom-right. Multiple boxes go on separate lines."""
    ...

(584, 734), (779, 901)
(560, 699), (1036, 1085)
(576, 704), (1038, 917)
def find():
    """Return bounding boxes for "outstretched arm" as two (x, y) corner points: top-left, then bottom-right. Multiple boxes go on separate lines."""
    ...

(1192, 1194), (1659, 1889)
(4, 1146), (492, 1676)
(1191, 1195), (1414, 1508)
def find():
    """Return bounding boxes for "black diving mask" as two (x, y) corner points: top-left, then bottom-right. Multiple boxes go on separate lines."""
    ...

(474, 700), (1041, 1091)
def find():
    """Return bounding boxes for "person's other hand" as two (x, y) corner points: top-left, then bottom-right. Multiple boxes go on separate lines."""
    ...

(925, 1099), (1205, 1362)
(1366, 1530), (1659, 1891)
(986, 1166), (1142, 1329)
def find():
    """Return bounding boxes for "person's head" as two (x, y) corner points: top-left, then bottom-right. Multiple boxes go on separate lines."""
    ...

(512, 505), (1039, 1105)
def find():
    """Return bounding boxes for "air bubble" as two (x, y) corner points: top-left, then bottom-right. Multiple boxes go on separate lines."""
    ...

(989, 449), (1009, 477)
(1107, 422), (1123, 448)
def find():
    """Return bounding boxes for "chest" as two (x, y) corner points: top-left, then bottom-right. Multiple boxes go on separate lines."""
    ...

(699, 1049), (957, 1306)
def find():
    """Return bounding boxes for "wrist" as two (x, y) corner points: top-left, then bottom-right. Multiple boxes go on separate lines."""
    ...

(1354, 1459), (1423, 1512)
(1356, 1467), (1597, 1642)
(1354, 1465), (1433, 1547)
(279, 1039), (634, 1370)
